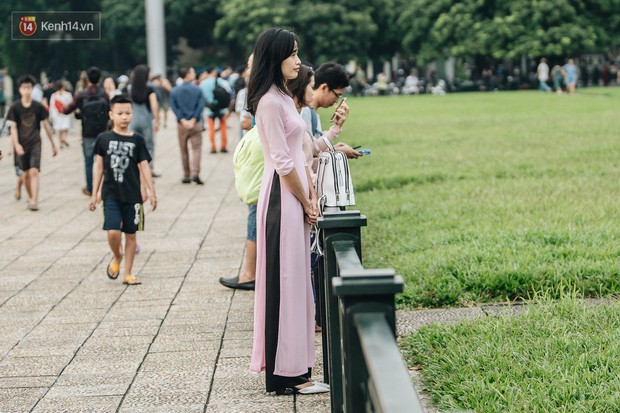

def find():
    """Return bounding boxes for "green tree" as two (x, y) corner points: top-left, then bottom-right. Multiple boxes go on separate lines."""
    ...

(214, 0), (290, 61)
(398, 0), (619, 63)
(293, 2), (377, 64)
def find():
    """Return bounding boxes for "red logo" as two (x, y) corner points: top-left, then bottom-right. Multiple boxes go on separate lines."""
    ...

(19, 16), (37, 36)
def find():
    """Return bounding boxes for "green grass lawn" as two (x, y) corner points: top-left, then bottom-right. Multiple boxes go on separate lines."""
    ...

(402, 295), (620, 413)
(336, 89), (620, 308)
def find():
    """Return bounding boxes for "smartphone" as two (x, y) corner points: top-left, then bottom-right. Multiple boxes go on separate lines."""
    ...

(329, 97), (347, 122)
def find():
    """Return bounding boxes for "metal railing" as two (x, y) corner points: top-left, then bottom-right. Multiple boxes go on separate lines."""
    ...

(317, 207), (424, 413)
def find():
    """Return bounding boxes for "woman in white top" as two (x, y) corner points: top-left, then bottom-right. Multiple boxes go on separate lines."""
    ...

(49, 81), (73, 148)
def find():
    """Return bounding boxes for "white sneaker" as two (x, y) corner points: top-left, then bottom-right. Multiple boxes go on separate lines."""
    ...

(311, 380), (330, 389)
(296, 383), (330, 394)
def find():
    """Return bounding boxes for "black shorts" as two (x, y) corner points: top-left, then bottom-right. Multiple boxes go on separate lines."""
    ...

(17, 142), (41, 171)
(102, 199), (144, 234)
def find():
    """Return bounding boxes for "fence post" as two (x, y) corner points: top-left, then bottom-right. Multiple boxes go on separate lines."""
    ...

(331, 242), (413, 412)
(317, 208), (367, 413)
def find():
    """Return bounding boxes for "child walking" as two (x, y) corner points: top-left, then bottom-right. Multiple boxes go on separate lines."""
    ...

(88, 95), (157, 285)
(8, 74), (57, 210)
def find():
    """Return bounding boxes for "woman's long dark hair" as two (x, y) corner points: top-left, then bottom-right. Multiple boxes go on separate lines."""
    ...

(247, 28), (300, 116)
(287, 65), (314, 108)
(130, 64), (150, 104)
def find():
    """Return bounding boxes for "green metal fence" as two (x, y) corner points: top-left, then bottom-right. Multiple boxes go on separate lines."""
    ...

(317, 207), (424, 413)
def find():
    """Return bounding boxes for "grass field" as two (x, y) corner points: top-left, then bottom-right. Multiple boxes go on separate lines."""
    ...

(334, 89), (620, 308)
(402, 294), (620, 412)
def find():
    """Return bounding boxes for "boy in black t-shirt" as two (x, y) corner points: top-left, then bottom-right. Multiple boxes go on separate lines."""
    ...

(89, 95), (157, 285)
(8, 74), (57, 211)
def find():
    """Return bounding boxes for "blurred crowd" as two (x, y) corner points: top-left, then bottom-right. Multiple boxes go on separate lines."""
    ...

(348, 57), (620, 96)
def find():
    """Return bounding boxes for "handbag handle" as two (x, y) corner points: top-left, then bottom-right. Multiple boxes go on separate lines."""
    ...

(322, 136), (335, 153)
(310, 195), (328, 257)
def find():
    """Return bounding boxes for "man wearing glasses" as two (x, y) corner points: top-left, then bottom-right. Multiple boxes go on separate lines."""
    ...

(300, 62), (360, 159)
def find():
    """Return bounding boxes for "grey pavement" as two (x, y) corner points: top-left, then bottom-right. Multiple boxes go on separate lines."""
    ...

(0, 116), (328, 413)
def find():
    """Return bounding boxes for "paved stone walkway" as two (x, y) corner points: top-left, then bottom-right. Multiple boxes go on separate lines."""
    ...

(0, 118), (328, 412)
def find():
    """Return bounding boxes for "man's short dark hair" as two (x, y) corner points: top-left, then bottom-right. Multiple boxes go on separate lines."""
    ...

(314, 62), (349, 90)
(87, 66), (101, 84)
(179, 67), (191, 79)
(17, 74), (36, 87)
(110, 94), (133, 107)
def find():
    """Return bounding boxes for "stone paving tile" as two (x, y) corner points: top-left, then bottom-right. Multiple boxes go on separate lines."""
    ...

(0, 355), (73, 377)
(119, 392), (206, 412)
(120, 407), (204, 413)
(54, 372), (135, 388)
(9, 345), (78, 358)
(206, 400), (294, 413)
(0, 375), (56, 389)
(138, 351), (216, 374)
(62, 356), (143, 376)
(46, 383), (128, 397)
(40, 308), (112, 325)
(31, 394), (122, 413)
(0, 387), (49, 412)
(90, 325), (160, 338)
(396, 307), (486, 337)
(129, 370), (211, 393)
(149, 337), (220, 353)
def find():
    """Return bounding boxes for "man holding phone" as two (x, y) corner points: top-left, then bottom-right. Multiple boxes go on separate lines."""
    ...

(300, 62), (361, 159)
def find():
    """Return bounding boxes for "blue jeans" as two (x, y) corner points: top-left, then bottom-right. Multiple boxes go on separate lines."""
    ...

(82, 137), (97, 193)
(539, 80), (551, 92)
(247, 204), (257, 241)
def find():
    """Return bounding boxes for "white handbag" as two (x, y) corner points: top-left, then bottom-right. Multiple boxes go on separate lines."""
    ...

(316, 137), (355, 207)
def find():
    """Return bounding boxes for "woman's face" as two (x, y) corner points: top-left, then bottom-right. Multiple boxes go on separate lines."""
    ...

(303, 75), (315, 107)
(281, 41), (301, 81)
(103, 77), (115, 91)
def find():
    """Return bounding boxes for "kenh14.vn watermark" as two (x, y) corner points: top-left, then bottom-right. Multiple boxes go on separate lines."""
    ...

(12, 11), (101, 40)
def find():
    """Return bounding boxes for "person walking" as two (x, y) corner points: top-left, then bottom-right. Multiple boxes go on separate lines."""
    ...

(63, 66), (110, 196)
(563, 58), (578, 94)
(49, 81), (73, 148)
(128, 65), (159, 174)
(103, 76), (121, 99)
(151, 75), (172, 128)
(88, 95), (157, 285)
(200, 66), (232, 153)
(170, 67), (205, 185)
(537, 58), (551, 92)
(8, 75), (58, 210)
(247, 27), (327, 396)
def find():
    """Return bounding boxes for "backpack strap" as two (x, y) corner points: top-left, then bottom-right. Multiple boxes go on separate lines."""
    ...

(310, 108), (319, 137)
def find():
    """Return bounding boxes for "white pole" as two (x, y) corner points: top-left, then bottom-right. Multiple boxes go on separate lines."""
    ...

(145, 0), (166, 78)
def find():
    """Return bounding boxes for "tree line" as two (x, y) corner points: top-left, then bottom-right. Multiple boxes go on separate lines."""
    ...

(0, 0), (618, 80)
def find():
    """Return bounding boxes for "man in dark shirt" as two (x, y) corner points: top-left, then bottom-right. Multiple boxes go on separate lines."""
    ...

(63, 66), (110, 196)
(8, 74), (57, 211)
(170, 67), (205, 184)
(42, 79), (56, 107)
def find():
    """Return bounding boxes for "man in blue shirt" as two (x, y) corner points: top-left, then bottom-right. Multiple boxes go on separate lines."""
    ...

(170, 67), (205, 184)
